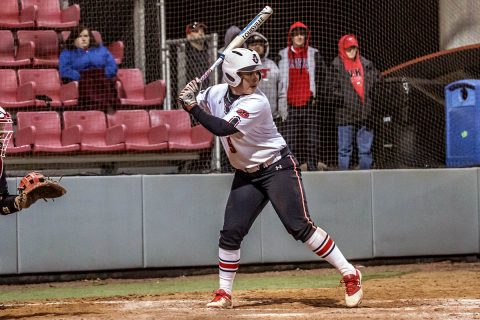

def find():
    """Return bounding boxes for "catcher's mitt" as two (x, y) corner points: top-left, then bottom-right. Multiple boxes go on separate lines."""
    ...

(16, 172), (66, 209)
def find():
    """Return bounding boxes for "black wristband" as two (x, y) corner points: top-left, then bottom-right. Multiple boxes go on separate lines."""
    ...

(0, 195), (20, 215)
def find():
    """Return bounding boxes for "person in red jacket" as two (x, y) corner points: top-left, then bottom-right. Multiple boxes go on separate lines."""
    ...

(330, 34), (380, 170)
(278, 22), (325, 171)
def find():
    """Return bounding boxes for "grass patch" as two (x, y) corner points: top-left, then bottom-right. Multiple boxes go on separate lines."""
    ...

(0, 271), (406, 303)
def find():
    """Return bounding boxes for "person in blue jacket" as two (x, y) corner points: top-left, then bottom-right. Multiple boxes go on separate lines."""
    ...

(59, 25), (118, 111)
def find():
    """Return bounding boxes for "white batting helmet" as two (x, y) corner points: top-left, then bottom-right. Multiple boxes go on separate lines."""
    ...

(0, 107), (13, 158)
(222, 48), (262, 87)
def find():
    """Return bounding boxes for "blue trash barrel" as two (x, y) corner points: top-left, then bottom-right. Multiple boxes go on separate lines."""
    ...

(445, 80), (480, 167)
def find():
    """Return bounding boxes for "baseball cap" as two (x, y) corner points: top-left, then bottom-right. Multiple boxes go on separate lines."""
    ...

(344, 35), (359, 49)
(186, 22), (207, 34)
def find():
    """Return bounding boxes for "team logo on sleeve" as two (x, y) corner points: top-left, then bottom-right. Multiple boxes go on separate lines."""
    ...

(228, 116), (241, 127)
(236, 109), (249, 118)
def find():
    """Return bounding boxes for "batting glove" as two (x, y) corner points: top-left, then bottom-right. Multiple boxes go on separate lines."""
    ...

(178, 78), (201, 112)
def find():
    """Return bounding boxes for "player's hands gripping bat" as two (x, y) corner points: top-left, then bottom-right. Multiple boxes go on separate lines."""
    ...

(15, 172), (66, 210)
(178, 78), (201, 112)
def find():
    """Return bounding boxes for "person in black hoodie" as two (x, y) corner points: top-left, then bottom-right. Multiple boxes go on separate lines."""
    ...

(330, 34), (379, 170)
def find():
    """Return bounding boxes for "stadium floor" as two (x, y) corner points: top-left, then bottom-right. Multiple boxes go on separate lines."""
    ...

(1, 261), (479, 319)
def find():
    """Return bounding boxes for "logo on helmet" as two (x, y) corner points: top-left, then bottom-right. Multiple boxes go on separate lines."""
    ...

(252, 54), (259, 64)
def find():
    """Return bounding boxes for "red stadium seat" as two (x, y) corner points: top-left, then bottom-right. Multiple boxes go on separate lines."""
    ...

(16, 111), (80, 153)
(149, 110), (213, 151)
(17, 30), (59, 66)
(61, 30), (125, 65)
(92, 31), (124, 65)
(116, 69), (166, 106)
(106, 110), (168, 151)
(18, 69), (78, 108)
(63, 111), (125, 152)
(0, 0), (36, 28)
(21, 0), (80, 28)
(4, 121), (31, 155)
(0, 31), (32, 67)
(0, 70), (36, 109)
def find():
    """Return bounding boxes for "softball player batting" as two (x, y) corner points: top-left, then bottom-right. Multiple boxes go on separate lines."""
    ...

(178, 48), (362, 309)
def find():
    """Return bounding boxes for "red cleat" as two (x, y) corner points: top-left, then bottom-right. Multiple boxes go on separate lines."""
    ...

(206, 289), (233, 308)
(341, 268), (363, 307)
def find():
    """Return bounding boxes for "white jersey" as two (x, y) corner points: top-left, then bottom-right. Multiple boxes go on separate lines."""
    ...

(197, 83), (287, 170)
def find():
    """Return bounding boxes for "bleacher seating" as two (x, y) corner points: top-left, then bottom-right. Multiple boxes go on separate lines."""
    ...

(0, 1), (201, 173)
(16, 111), (80, 153)
(0, 31), (32, 67)
(21, 0), (80, 28)
(116, 69), (166, 106)
(18, 68), (78, 108)
(149, 110), (213, 151)
(0, 69), (36, 109)
(17, 30), (60, 66)
(106, 110), (169, 151)
(0, 0), (36, 28)
(92, 31), (124, 65)
(63, 110), (125, 152)
(5, 121), (31, 155)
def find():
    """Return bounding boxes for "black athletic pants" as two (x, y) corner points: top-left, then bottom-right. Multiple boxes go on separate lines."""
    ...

(219, 149), (316, 250)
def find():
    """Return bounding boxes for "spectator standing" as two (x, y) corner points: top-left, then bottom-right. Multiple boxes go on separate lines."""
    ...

(178, 22), (212, 91)
(219, 25), (241, 54)
(59, 25), (118, 112)
(330, 34), (379, 170)
(245, 32), (287, 130)
(278, 22), (325, 171)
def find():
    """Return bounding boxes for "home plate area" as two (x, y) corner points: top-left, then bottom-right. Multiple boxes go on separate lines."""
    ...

(2, 297), (479, 320)
(1, 262), (479, 320)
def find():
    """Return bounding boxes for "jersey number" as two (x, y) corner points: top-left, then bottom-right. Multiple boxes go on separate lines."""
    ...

(227, 137), (237, 153)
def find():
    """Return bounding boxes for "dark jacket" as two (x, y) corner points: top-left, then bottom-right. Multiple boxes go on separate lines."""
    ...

(330, 56), (379, 125)
(185, 41), (211, 87)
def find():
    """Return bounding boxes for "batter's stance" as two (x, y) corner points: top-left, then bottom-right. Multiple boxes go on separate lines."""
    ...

(178, 48), (362, 309)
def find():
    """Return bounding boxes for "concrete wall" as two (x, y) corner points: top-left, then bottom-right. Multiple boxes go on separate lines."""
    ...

(0, 169), (479, 275)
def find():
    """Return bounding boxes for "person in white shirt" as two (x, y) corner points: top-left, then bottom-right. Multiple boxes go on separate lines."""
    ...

(178, 48), (363, 309)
